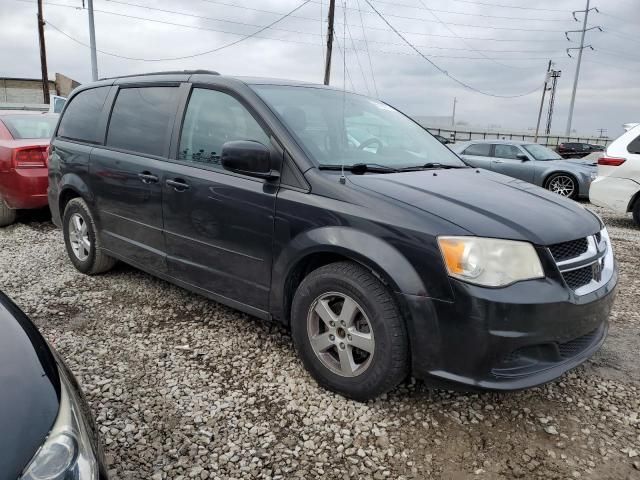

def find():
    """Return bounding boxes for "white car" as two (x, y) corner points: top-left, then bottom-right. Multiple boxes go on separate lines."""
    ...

(589, 124), (640, 225)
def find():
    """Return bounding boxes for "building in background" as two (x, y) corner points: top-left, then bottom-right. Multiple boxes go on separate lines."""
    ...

(0, 73), (79, 110)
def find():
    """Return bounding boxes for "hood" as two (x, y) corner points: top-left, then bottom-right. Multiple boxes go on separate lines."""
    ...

(0, 292), (60, 480)
(560, 156), (599, 167)
(348, 168), (601, 245)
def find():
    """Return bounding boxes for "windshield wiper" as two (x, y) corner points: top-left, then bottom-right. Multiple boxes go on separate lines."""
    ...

(318, 163), (400, 174)
(398, 162), (467, 171)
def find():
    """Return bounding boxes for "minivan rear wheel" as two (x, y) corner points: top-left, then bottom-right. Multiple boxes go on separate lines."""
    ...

(0, 196), (17, 227)
(63, 198), (116, 274)
(291, 261), (409, 401)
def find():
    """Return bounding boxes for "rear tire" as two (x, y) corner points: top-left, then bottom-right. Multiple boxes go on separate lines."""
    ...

(0, 196), (17, 227)
(291, 261), (409, 401)
(62, 198), (116, 274)
(633, 197), (640, 226)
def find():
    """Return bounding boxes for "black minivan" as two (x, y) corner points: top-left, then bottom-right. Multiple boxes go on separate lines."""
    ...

(48, 71), (617, 401)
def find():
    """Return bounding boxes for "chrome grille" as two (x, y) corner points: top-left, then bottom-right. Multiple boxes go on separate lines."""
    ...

(549, 238), (588, 262)
(562, 265), (595, 290)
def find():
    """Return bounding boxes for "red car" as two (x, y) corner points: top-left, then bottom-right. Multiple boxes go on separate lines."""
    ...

(0, 111), (58, 226)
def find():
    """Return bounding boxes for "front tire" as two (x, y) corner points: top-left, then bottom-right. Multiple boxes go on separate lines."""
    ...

(546, 173), (578, 199)
(62, 198), (116, 274)
(0, 196), (17, 227)
(291, 261), (409, 401)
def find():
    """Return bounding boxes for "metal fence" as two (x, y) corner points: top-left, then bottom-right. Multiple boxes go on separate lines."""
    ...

(425, 127), (611, 148)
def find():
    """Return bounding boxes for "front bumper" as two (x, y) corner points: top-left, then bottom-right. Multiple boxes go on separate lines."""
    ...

(403, 268), (617, 390)
(0, 168), (49, 209)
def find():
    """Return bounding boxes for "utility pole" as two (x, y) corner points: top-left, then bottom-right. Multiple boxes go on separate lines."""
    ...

(597, 128), (607, 138)
(37, 0), (50, 104)
(565, 0), (601, 135)
(534, 60), (552, 142)
(87, 0), (99, 81)
(323, 0), (336, 85)
(451, 97), (457, 127)
(545, 69), (561, 135)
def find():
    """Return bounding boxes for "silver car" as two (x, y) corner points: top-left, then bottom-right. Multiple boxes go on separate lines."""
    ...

(451, 140), (597, 199)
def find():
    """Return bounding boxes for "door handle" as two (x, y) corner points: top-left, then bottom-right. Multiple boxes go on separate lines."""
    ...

(138, 172), (159, 184)
(166, 178), (190, 191)
(493, 160), (505, 164)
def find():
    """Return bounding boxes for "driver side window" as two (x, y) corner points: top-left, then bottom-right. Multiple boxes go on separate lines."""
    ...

(494, 144), (522, 160)
(179, 88), (269, 168)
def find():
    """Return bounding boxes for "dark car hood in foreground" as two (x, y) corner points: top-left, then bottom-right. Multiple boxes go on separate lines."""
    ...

(348, 168), (601, 245)
(0, 292), (60, 480)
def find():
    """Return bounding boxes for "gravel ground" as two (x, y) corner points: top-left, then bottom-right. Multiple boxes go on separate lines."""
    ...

(1, 205), (639, 480)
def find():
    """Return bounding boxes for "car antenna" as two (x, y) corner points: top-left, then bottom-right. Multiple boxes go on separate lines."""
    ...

(339, 0), (347, 185)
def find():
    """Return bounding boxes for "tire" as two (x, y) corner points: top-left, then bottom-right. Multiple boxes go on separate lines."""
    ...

(291, 261), (409, 401)
(0, 196), (17, 227)
(546, 173), (578, 199)
(62, 198), (116, 274)
(633, 198), (640, 227)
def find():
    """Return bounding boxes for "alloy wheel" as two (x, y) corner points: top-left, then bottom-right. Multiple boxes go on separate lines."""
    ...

(548, 175), (575, 197)
(69, 213), (90, 261)
(307, 292), (375, 377)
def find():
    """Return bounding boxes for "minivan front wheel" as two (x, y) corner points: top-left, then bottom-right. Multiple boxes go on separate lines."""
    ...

(291, 261), (409, 401)
(63, 198), (116, 274)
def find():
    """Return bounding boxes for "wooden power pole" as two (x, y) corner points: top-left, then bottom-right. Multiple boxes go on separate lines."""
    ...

(323, 0), (336, 85)
(37, 0), (50, 104)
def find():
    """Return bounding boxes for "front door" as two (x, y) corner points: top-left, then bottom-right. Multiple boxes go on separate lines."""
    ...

(490, 144), (535, 182)
(90, 85), (182, 272)
(162, 87), (279, 312)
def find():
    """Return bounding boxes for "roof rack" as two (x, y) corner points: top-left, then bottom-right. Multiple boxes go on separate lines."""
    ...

(101, 70), (220, 80)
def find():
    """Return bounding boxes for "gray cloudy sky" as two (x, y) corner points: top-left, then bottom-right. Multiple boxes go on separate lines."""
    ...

(2, 0), (638, 137)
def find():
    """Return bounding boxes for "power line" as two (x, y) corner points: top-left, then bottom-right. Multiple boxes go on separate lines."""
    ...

(432, 0), (577, 12)
(361, 0), (544, 98)
(39, 0), (314, 62)
(355, 0), (378, 97)
(344, 9), (370, 94)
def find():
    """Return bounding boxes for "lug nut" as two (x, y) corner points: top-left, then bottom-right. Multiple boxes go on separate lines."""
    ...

(340, 320), (346, 326)
(329, 321), (335, 327)
(329, 334), (335, 341)
(339, 342), (345, 349)
(347, 334), (352, 341)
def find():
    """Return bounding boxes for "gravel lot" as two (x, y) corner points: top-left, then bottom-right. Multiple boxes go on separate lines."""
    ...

(1, 204), (639, 480)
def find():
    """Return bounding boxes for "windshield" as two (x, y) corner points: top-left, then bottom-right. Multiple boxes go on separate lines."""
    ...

(522, 143), (562, 161)
(252, 85), (465, 169)
(2, 114), (58, 139)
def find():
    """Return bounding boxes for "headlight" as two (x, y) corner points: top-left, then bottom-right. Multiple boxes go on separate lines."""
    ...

(438, 236), (544, 287)
(21, 367), (99, 480)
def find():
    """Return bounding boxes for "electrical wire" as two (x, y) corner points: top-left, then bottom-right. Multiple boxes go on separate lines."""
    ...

(355, 0), (378, 97)
(344, 17), (371, 94)
(39, 0), (314, 61)
(361, 0), (545, 98)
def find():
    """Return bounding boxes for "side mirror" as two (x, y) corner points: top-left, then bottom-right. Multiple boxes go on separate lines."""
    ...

(516, 153), (529, 161)
(221, 140), (279, 180)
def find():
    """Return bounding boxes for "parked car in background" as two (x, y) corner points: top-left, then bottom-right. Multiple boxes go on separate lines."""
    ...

(590, 124), (640, 225)
(557, 142), (602, 159)
(452, 140), (597, 199)
(49, 72), (616, 400)
(0, 111), (58, 226)
(0, 290), (107, 479)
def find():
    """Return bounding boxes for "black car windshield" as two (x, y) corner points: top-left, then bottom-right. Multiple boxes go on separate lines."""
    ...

(252, 85), (465, 169)
(1, 114), (58, 139)
(523, 143), (562, 161)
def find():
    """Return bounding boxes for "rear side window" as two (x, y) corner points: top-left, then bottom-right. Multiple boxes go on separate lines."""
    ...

(463, 144), (491, 156)
(628, 134), (640, 155)
(57, 86), (109, 142)
(107, 87), (180, 157)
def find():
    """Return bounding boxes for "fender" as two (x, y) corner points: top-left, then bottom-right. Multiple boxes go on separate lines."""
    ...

(270, 226), (428, 322)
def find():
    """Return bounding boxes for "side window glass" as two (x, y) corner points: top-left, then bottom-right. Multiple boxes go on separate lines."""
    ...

(179, 88), (270, 167)
(57, 86), (109, 143)
(494, 144), (521, 159)
(463, 143), (491, 156)
(628, 134), (640, 155)
(106, 87), (180, 157)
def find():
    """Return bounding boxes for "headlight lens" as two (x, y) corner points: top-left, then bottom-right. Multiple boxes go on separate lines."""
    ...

(21, 368), (99, 480)
(438, 236), (544, 287)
